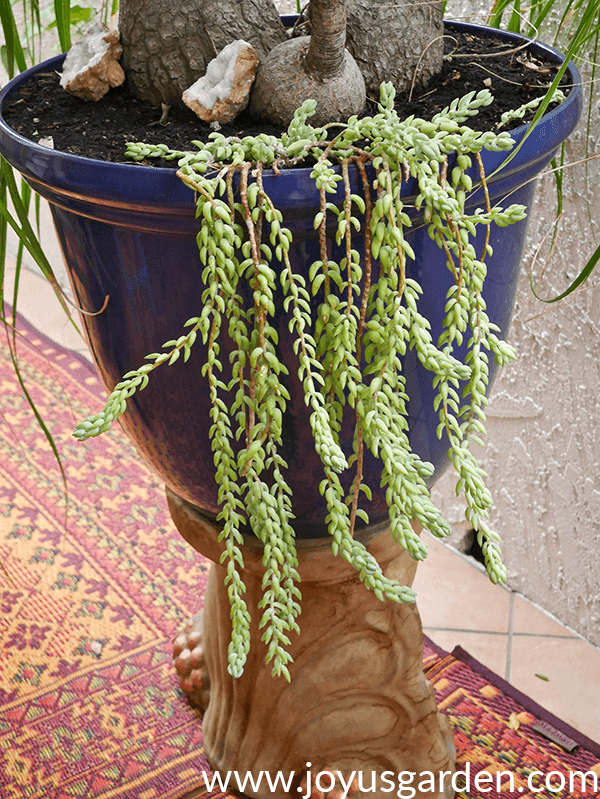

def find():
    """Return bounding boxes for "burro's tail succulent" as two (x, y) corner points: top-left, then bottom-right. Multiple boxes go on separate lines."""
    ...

(74, 85), (542, 678)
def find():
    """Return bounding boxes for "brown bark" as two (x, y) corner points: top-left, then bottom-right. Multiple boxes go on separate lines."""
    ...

(345, 0), (445, 97)
(305, 0), (346, 76)
(118, 0), (287, 106)
(250, 0), (366, 126)
(118, 0), (444, 117)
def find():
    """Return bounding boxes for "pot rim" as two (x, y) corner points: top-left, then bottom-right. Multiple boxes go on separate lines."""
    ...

(0, 18), (582, 184)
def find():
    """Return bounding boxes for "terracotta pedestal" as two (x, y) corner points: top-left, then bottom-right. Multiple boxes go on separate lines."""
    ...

(168, 488), (455, 799)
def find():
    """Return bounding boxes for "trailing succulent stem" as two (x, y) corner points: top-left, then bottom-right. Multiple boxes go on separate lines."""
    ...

(74, 85), (534, 678)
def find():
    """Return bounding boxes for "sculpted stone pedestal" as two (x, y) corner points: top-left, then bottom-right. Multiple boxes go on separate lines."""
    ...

(167, 488), (455, 799)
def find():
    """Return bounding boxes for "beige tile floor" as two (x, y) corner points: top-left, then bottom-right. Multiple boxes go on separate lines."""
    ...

(414, 533), (600, 745)
(5, 259), (600, 752)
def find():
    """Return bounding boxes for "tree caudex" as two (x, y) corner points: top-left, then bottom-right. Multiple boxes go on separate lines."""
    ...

(251, 0), (366, 126)
(345, 0), (444, 97)
(118, 0), (287, 106)
(118, 0), (445, 125)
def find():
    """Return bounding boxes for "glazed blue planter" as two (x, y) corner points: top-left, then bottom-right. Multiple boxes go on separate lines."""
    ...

(0, 22), (582, 537)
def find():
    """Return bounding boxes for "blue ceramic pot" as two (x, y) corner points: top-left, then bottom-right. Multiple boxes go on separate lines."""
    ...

(0, 22), (582, 537)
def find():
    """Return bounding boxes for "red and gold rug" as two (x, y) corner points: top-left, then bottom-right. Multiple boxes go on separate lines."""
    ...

(1, 310), (599, 799)
(0, 311), (216, 799)
(423, 642), (600, 798)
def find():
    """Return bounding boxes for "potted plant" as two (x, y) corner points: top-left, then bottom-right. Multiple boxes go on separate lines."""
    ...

(0, 1), (592, 796)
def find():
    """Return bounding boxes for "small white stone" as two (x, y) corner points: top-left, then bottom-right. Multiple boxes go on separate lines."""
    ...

(183, 40), (259, 125)
(60, 20), (125, 102)
(91, 640), (103, 655)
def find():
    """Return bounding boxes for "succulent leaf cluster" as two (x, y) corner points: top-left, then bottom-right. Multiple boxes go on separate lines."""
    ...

(74, 85), (531, 678)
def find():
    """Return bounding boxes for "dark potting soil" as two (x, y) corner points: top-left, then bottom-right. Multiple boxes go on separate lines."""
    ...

(3, 25), (571, 166)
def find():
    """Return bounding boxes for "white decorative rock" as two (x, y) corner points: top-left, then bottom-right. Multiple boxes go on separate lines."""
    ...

(182, 40), (259, 125)
(60, 21), (125, 102)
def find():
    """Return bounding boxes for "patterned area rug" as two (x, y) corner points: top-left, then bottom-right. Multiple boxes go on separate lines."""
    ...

(0, 311), (218, 799)
(423, 642), (600, 799)
(1, 311), (599, 799)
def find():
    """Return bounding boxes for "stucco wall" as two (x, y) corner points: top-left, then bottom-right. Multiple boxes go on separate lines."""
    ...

(435, 2), (600, 645)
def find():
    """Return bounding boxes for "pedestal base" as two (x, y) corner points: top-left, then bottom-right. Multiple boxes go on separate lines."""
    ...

(168, 488), (455, 799)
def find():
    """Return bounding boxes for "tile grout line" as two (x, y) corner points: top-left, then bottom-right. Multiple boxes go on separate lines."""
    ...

(423, 627), (509, 636)
(439, 540), (600, 651)
(511, 632), (575, 639)
(505, 590), (515, 683)
(423, 626), (575, 640)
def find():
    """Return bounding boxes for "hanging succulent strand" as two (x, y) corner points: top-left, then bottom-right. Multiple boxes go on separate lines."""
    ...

(73, 83), (555, 676)
(348, 159), (373, 537)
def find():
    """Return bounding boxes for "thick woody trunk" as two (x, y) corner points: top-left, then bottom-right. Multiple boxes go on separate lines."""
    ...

(118, 0), (445, 124)
(251, 0), (366, 126)
(118, 0), (287, 106)
(304, 0), (346, 76)
(346, 0), (445, 96)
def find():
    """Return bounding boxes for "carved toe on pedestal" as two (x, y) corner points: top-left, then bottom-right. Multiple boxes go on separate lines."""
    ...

(172, 610), (211, 711)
